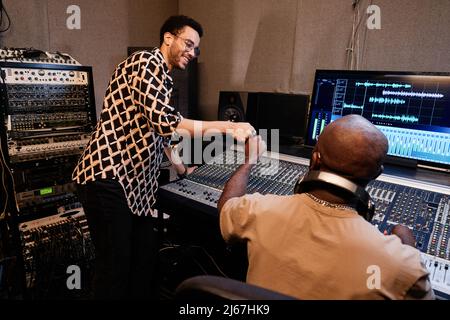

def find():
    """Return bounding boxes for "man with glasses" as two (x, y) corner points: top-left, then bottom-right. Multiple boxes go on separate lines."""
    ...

(73, 15), (255, 299)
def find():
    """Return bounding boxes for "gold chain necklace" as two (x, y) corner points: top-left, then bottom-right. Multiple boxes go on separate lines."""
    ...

(305, 193), (355, 211)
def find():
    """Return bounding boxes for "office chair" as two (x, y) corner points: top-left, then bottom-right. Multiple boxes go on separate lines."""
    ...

(175, 275), (297, 300)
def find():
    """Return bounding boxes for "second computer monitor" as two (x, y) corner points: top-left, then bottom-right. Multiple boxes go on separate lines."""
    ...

(306, 70), (450, 168)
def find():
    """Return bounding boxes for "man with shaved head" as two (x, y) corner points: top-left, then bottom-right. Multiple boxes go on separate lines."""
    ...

(218, 115), (434, 300)
(313, 114), (388, 183)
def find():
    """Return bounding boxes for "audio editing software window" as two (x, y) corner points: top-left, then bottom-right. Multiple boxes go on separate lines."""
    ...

(306, 70), (450, 168)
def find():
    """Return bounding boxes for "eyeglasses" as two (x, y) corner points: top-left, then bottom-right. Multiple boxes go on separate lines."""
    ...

(172, 34), (200, 57)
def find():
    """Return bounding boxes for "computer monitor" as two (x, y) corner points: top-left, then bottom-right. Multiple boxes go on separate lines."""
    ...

(246, 92), (310, 145)
(306, 70), (450, 169)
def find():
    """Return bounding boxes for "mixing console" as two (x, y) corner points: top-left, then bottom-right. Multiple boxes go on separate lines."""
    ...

(160, 149), (450, 298)
(163, 151), (308, 207)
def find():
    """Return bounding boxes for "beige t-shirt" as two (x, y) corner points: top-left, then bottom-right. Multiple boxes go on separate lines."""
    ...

(220, 193), (434, 300)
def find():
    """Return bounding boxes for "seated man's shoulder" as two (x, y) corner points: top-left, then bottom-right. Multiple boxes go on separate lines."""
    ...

(222, 193), (301, 217)
(360, 228), (425, 279)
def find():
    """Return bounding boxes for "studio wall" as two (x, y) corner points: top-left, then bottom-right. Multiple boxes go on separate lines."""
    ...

(179, 0), (450, 120)
(2, 0), (449, 120)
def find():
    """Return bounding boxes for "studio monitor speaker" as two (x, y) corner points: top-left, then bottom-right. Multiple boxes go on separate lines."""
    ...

(218, 91), (251, 122)
(218, 91), (310, 141)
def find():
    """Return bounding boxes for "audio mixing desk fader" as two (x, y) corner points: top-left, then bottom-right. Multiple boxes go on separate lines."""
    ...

(160, 149), (450, 299)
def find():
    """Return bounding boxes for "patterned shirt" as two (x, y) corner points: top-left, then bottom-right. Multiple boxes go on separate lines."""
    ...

(72, 48), (182, 217)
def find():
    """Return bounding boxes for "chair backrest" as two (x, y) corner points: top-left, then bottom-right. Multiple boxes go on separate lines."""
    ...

(175, 275), (297, 300)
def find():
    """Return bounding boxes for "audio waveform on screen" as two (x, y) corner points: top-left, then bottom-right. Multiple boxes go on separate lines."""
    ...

(368, 97), (406, 104)
(343, 103), (364, 109)
(371, 113), (419, 123)
(379, 126), (450, 164)
(355, 81), (412, 89)
(382, 90), (445, 99)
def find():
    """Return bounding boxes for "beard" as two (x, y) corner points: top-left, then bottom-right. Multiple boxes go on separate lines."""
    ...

(170, 46), (190, 70)
(175, 55), (190, 70)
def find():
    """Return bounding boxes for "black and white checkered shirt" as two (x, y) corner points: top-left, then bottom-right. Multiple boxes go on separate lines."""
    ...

(73, 48), (181, 217)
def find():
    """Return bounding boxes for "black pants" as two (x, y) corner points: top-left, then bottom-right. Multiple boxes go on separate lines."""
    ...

(76, 179), (159, 299)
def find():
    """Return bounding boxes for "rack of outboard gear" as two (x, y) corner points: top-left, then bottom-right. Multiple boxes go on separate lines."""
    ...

(0, 48), (96, 299)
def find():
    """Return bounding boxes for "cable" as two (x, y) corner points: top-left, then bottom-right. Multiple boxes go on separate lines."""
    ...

(0, 0), (11, 33)
(358, 0), (373, 69)
(0, 70), (10, 219)
(353, 1), (368, 70)
(0, 67), (19, 218)
(189, 245), (229, 278)
(159, 244), (229, 278)
(346, 0), (365, 70)
(190, 256), (209, 275)
(347, 3), (357, 69)
(159, 244), (180, 253)
(0, 145), (8, 219)
(347, 0), (374, 70)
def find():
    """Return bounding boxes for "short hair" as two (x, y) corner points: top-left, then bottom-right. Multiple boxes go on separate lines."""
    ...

(160, 15), (203, 44)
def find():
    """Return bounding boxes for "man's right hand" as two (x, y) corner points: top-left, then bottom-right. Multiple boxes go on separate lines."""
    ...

(390, 224), (416, 247)
(245, 135), (267, 165)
